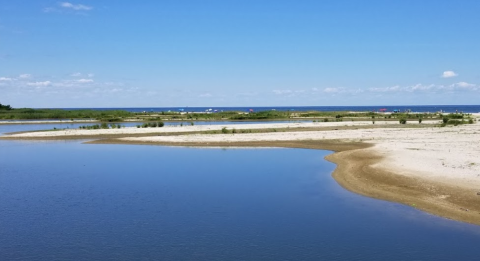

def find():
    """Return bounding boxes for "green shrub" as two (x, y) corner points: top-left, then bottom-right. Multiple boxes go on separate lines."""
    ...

(399, 118), (407, 124)
(449, 119), (461, 126)
(158, 121), (164, 127)
(449, 114), (464, 119)
(419, 118), (422, 124)
(221, 127), (229, 134)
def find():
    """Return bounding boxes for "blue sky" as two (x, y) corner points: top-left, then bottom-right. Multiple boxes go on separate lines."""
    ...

(1, 1), (479, 108)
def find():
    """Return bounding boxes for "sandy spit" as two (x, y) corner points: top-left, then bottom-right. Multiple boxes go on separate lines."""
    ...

(2, 120), (437, 137)
(3, 119), (480, 225)
(96, 122), (480, 225)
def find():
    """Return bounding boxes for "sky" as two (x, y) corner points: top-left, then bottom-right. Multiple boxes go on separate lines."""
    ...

(1, 0), (480, 108)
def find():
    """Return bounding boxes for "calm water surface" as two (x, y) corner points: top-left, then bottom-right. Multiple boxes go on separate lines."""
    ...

(0, 120), (308, 135)
(0, 126), (479, 260)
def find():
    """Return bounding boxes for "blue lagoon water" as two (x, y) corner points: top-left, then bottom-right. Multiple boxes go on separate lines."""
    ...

(0, 120), (309, 135)
(0, 129), (479, 260)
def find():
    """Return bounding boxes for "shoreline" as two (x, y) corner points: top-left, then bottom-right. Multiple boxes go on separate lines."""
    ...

(2, 120), (480, 225)
(88, 139), (480, 225)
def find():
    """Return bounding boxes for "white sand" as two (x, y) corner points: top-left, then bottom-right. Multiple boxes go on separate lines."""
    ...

(4, 118), (480, 191)
(118, 122), (480, 191)
(2, 120), (436, 137)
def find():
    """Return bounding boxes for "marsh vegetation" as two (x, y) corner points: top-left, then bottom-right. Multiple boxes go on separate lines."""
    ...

(1, 104), (476, 128)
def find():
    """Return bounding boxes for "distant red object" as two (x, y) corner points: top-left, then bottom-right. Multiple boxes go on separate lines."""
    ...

(379, 108), (387, 112)
(249, 109), (254, 112)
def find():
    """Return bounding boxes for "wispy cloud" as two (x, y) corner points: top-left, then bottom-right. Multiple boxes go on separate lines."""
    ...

(75, 78), (94, 83)
(368, 85), (400, 93)
(0, 77), (13, 81)
(19, 74), (31, 79)
(367, 82), (478, 93)
(59, 2), (93, 11)
(44, 2), (93, 13)
(448, 82), (477, 91)
(27, 81), (52, 87)
(273, 89), (293, 95)
(323, 87), (344, 93)
(199, 93), (212, 97)
(320, 87), (364, 95)
(441, 70), (458, 78)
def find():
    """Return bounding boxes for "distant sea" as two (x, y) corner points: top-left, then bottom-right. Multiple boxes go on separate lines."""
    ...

(61, 105), (480, 113)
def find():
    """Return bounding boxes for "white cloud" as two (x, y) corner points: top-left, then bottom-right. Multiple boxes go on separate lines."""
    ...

(87, 73), (94, 78)
(59, 2), (93, 11)
(76, 78), (94, 83)
(448, 82), (477, 91)
(0, 77), (13, 81)
(199, 93), (212, 97)
(70, 72), (82, 77)
(368, 85), (400, 93)
(323, 87), (344, 93)
(27, 81), (51, 87)
(321, 87), (364, 95)
(441, 71), (458, 78)
(19, 74), (32, 79)
(273, 89), (292, 95)
(455, 82), (475, 88)
(366, 82), (479, 94)
(405, 84), (436, 92)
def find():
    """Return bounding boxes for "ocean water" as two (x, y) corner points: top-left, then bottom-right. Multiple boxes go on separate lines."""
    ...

(60, 105), (480, 113)
(0, 126), (479, 260)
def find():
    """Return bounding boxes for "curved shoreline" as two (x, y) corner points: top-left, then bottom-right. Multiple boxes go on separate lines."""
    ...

(2, 121), (480, 226)
(88, 139), (480, 226)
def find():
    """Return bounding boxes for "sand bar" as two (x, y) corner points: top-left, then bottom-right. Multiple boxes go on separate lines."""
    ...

(2, 119), (480, 225)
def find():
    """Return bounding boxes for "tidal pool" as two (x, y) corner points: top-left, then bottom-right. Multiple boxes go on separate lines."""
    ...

(0, 138), (479, 260)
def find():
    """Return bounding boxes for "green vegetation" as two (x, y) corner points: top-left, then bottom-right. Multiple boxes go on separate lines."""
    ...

(79, 123), (124, 130)
(139, 122), (164, 128)
(0, 105), (133, 120)
(439, 113), (475, 127)
(0, 103), (12, 110)
(1, 105), (475, 129)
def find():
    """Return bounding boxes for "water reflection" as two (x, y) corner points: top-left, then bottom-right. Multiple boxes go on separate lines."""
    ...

(0, 139), (478, 260)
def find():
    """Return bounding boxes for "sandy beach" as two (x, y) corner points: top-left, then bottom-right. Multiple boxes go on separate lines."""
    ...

(2, 117), (480, 225)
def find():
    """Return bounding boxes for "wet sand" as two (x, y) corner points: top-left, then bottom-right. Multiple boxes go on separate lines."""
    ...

(2, 119), (480, 225)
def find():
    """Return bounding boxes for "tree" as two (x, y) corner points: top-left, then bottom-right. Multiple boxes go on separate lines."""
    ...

(0, 103), (12, 110)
